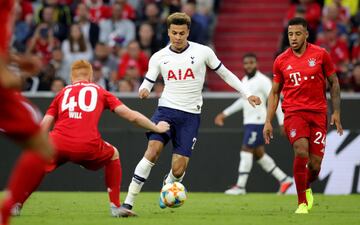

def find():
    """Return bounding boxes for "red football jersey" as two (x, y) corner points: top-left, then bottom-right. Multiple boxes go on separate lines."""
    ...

(46, 81), (122, 148)
(0, 0), (14, 57)
(273, 43), (336, 113)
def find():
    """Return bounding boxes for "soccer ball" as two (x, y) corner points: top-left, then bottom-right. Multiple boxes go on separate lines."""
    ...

(160, 182), (187, 208)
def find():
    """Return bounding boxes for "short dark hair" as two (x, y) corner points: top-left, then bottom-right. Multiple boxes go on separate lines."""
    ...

(288, 17), (308, 29)
(167, 12), (191, 29)
(243, 52), (257, 61)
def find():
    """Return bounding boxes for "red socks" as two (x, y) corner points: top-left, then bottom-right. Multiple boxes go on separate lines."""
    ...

(293, 156), (308, 205)
(1, 151), (47, 225)
(105, 159), (122, 207)
(306, 168), (320, 189)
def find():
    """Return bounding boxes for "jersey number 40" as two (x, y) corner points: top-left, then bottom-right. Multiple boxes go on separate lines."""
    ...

(61, 86), (98, 112)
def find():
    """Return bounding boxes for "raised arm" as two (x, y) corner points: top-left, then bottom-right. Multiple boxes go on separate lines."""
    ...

(114, 104), (169, 133)
(327, 73), (343, 135)
(263, 81), (282, 144)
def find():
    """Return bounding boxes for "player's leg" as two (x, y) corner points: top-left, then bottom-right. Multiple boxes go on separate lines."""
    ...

(122, 140), (165, 211)
(305, 112), (327, 210)
(164, 153), (189, 184)
(254, 146), (293, 194)
(283, 113), (310, 213)
(104, 147), (122, 209)
(0, 95), (53, 225)
(224, 146), (253, 195)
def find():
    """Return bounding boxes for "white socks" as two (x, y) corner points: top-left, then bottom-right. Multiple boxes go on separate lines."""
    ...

(124, 157), (154, 207)
(164, 170), (185, 184)
(257, 153), (287, 182)
(236, 151), (253, 188)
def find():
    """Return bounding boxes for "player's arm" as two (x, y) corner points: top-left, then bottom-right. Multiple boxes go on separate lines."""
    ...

(138, 54), (160, 99)
(41, 115), (55, 132)
(264, 81), (282, 144)
(327, 73), (343, 135)
(214, 98), (244, 126)
(114, 104), (170, 133)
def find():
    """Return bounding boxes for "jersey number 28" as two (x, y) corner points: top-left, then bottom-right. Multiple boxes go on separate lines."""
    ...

(61, 86), (98, 112)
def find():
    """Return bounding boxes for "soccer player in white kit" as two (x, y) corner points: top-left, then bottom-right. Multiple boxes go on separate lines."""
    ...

(119, 13), (261, 216)
(214, 53), (293, 195)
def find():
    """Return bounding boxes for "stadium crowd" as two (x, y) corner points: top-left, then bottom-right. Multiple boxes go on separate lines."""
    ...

(12, 0), (219, 93)
(10, 0), (360, 93)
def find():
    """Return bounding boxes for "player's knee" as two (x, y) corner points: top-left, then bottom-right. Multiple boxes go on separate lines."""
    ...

(293, 139), (309, 157)
(172, 167), (185, 178)
(112, 148), (119, 160)
(144, 148), (160, 162)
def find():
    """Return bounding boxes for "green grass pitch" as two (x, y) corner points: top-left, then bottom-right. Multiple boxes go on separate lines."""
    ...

(5, 192), (360, 225)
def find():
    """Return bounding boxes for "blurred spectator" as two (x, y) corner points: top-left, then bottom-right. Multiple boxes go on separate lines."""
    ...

(50, 77), (66, 94)
(278, 5), (316, 53)
(115, 0), (136, 20)
(92, 60), (110, 90)
(117, 78), (134, 92)
(24, 63), (56, 92)
(117, 40), (148, 80)
(50, 47), (68, 83)
(317, 4), (348, 40)
(316, 21), (350, 87)
(35, 0), (72, 27)
(75, 2), (100, 49)
(123, 61), (141, 90)
(137, 22), (161, 56)
(285, 0), (321, 34)
(19, 0), (34, 25)
(157, 0), (181, 23)
(13, 2), (32, 52)
(322, 0), (350, 26)
(62, 23), (93, 79)
(99, 2), (136, 47)
(349, 62), (360, 92)
(34, 6), (68, 42)
(140, 3), (167, 48)
(181, 1), (207, 44)
(26, 23), (60, 64)
(85, 0), (112, 23)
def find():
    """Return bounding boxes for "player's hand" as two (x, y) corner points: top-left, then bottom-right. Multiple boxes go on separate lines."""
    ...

(139, 88), (150, 99)
(263, 121), (273, 144)
(330, 111), (343, 136)
(155, 121), (170, 133)
(214, 112), (226, 126)
(247, 95), (261, 108)
(10, 54), (43, 76)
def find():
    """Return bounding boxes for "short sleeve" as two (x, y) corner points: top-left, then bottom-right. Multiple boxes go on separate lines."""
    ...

(205, 46), (222, 70)
(322, 49), (336, 77)
(103, 89), (122, 111)
(144, 53), (160, 82)
(272, 57), (284, 83)
(46, 94), (61, 118)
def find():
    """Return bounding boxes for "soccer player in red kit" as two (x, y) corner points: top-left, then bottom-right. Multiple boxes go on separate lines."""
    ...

(263, 17), (343, 214)
(11, 59), (169, 218)
(0, 1), (54, 225)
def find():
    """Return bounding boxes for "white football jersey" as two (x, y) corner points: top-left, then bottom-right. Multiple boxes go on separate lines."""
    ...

(223, 71), (284, 125)
(144, 42), (227, 114)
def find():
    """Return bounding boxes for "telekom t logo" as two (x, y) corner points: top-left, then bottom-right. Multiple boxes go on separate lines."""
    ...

(289, 72), (301, 86)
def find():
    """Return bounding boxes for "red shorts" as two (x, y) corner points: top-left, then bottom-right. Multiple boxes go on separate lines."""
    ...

(46, 134), (116, 172)
(284, 111), (327, 157)
(0, 88), (41, 141)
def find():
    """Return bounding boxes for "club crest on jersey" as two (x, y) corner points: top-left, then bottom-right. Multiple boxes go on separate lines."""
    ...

(290, 129), (296, 138)
(308, 58), (316, 67)
(167, 68), (195, 80)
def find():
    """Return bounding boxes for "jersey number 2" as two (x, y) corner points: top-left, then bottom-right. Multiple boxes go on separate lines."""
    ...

(61, 87), (98, 112)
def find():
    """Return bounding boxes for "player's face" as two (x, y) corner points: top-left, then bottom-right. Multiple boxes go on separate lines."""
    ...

(288, 25), (308, 52)
(243, 57), (257, 75)
(168, 24), (189, 51)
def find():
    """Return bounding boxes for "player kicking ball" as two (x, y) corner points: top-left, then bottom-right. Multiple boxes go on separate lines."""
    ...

(119, 12), (261, 216)
(8, 60), (170, 218)
(215, 53), (293, 195)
